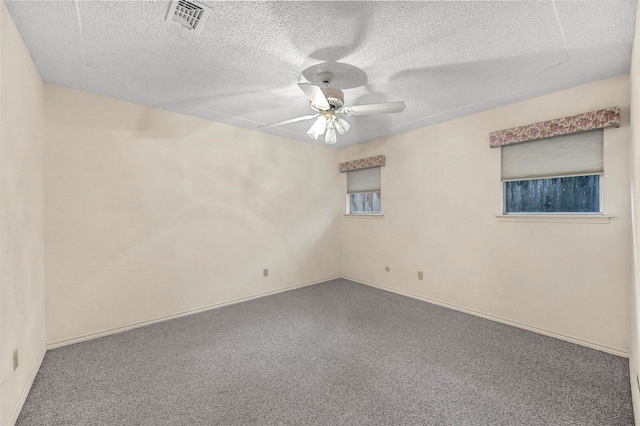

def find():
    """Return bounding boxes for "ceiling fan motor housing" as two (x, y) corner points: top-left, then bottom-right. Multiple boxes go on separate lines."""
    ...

(320, 88), (344, 109)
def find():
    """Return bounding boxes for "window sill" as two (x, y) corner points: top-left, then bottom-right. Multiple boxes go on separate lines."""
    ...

(344, 214), (384, 219)
(495, 214), (611, 224)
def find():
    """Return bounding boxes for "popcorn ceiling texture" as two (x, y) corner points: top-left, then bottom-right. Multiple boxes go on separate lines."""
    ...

(3, 1), (636, 146)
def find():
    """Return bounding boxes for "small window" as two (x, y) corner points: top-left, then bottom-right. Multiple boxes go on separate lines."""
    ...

(347, 167), (381, 214)
(350, 192), (381, 213)
(501, 130), (603, 214)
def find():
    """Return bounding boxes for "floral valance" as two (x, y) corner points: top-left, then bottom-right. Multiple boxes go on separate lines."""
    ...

(339, 155), (386, 173)
(489, 106), (620, 148)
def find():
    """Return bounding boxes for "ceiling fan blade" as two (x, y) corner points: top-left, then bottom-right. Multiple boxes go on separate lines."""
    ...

(259, 113), (320, 129)
(298, 83), (330, 110)
(341, 101), (406, 116)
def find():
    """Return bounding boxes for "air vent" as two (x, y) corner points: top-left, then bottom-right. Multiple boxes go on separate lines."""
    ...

(166, 0), (211, 31)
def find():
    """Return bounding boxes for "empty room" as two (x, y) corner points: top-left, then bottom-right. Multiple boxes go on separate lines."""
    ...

(2, 0), (640, 425)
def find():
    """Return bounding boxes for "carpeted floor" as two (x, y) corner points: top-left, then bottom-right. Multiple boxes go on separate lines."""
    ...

(17, 279), (634, 425)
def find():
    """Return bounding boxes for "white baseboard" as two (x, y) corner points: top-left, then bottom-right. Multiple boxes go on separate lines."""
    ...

(47, 276), (340, 350)
(344, 275), (630, 358)
(8, 346), (46, 426)
(45, 274), (629, 356)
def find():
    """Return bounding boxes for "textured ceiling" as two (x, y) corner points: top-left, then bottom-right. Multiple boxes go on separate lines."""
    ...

(5, 0), (637, 146)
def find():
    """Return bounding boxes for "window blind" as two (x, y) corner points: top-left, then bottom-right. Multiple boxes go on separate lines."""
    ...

(501, 129), (603, 181)
(347, 167), (381, 193)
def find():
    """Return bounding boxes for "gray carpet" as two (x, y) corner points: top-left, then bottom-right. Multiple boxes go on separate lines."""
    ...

(17, 279), (634, 425)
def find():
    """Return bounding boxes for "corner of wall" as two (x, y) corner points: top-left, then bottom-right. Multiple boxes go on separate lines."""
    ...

(0, 1), (47, 425)
(628, 2), (640, 424)
(43, 86), (343, 346)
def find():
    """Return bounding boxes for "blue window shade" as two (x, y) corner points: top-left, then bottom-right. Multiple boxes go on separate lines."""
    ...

(505, 175), (600, 213)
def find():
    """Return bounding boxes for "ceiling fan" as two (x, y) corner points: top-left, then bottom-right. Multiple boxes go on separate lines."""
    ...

(260, 72), (406, 144)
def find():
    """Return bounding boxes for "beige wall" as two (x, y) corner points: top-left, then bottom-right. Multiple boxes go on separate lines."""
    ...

(629, 2), (640, 423)
(44, 86), (341, 346)
(1, 4), (635, 422)
(340, 74), (632, 355)
(0, 2), (46, 426)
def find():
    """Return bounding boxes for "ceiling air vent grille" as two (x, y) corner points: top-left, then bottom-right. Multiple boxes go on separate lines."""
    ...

(166, 0), (211, 31)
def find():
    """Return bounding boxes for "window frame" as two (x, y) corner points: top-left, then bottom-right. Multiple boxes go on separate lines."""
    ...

(345, 166), (383, 216)
(346, 191), (382, 216)
(490, 108), (619, 223)
(499, 128), (606, 218)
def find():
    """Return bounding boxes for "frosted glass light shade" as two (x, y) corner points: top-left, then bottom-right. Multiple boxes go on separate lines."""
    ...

(325, 126), (337, 144)
(334, 116), (350, 134)
(307, 117), (327, 140)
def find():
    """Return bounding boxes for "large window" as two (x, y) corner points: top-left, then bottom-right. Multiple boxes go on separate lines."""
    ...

(501, 130), (603, 214)
(347, 167), (381, 214)
(505, 175), (600, 213)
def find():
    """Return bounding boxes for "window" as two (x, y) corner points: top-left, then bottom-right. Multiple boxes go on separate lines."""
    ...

(347, 167), (381, 214)
(501, 130), (603, 214)
(505, 176), (600, 213)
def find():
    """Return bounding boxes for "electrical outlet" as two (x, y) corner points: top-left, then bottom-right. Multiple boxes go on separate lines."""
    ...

(13, 349), (18, 371)
(418, 271), (424, 280)
(263, 268), (268, 277)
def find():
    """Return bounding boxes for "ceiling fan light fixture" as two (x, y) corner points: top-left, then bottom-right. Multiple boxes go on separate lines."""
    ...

(307, 116), (327, 140)
(261, 75), (406, 145)
(334, 116), (350, 135)
(325, 125), (337, 144)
